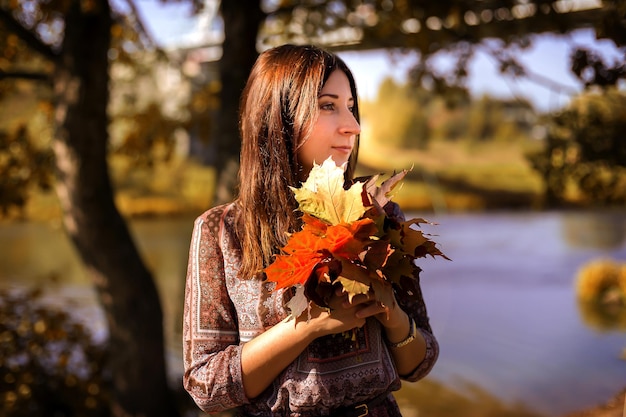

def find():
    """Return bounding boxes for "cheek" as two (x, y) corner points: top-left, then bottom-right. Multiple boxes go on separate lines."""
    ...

(298, 141), (328, 170)
(296, 141), (314, 166)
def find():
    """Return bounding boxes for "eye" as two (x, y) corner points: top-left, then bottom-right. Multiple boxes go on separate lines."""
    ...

(347, 99), (356, 113)
(320, 102), (335, 111)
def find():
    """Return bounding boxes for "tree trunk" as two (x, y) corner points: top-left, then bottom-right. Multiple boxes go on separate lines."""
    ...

(213, 0), (264, 205)
(52, 1), (178, 416)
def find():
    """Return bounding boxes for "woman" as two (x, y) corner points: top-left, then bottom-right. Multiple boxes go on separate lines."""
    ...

(183, 44), (438, 416)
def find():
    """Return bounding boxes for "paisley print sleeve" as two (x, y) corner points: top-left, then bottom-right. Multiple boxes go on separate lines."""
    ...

(395, 272), (439, 382)
(182, 206), (248, 412)
(384, 201), (440, 382)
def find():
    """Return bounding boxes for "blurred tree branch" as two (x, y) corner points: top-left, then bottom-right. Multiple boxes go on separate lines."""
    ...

(0, 7), (58, 61)
(261, 0), (625, 52)
(256, 0), (626, 103)
(0, 69), (50, 81)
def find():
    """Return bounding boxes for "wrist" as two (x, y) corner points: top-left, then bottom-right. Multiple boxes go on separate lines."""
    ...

(384, 314), (415, 348)
(292, 308), (331, 341)
(382, 304), (408, 329)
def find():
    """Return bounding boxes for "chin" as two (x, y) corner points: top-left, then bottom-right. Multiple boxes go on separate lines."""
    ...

(330, 156), (349, 167)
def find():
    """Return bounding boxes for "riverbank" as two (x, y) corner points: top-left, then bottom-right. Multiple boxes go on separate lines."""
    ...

(562, 388), (625, 417)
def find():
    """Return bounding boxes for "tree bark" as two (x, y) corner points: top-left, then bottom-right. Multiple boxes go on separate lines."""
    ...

(52, 1), (178, 416)
(213, 0), (264, 205)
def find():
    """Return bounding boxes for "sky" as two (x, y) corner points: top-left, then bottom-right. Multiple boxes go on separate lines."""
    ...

(131, 0), (624, 113)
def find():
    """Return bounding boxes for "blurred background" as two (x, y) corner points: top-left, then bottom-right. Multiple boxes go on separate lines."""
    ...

(1, 1), (625, 416)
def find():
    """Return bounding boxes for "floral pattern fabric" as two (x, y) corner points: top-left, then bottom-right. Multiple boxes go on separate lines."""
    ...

(182, 203), (439, 416)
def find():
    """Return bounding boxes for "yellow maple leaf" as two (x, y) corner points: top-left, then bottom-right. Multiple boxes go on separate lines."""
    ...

(291, 157), (367, 225)
(337, 260), (372, 302)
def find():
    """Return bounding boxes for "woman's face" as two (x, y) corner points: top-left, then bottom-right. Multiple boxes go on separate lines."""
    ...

(297, 69), (360, 180)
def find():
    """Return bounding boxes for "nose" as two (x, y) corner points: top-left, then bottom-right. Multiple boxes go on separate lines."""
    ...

(341, 110), (361, 136)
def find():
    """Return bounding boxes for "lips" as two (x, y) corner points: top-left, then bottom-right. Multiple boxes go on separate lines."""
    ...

(332, 146), (353, 154)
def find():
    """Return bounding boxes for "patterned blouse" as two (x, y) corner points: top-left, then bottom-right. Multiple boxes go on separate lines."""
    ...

(182, 203), (439, 416)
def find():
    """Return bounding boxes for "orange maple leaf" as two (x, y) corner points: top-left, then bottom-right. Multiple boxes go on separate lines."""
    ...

(265, 219), (377, 290)
(265, 252), (323, 289)
(282, 228), (325, 254)
(301, 213), (329, 235)
(265, 225), (329, 289)
(325, 219), (376, 260)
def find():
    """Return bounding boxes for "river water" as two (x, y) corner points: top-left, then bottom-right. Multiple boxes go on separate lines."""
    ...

(1, 210), (625, 416)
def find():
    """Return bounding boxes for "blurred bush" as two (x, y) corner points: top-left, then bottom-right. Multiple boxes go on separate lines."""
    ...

(528, 88), (626, 207)
(0, 287), (110, 417)
(575, 258), (626, 331)
(0, 125), (55, 217)
(362, 77), (535, 150)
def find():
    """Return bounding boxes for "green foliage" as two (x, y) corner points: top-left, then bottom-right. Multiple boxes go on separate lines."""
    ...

(0, 287), (110, 417)
(111, 102), (184, 168)
(364, 77), (430, 149)
(364, 77), (535, 149)
(571, 48), (626, 88)
(528, 88), (626, 206)
(0, 125), (54, 216)
(466, 96), (534, 142)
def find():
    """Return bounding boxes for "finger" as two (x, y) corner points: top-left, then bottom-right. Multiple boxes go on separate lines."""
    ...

(355, 302), (387, 319)
(342, 293), (371, 307)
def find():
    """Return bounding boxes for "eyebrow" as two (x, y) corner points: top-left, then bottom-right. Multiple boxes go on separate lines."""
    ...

(318, 93), (354, 101)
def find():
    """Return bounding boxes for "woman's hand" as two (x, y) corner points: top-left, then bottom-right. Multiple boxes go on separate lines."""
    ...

(339, 285), (408, 331)
(241, 287), (380, 399)
(301, 285), (406, 338)
(332, 284), (427, 376)
(297, 290), (370, 337)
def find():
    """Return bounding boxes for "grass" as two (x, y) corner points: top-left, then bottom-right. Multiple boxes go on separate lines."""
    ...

(8, 158), (215, 222)
(109, 156), (215, 218)
(357, 136), (544, 212)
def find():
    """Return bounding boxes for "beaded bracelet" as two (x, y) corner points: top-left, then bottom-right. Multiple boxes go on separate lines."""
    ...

(386, 317), (417, 349)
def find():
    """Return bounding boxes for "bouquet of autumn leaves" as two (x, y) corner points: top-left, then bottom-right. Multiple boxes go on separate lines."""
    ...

(264, 157), (448, 319)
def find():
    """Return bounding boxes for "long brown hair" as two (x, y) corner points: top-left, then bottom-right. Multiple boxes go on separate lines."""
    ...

(236, 44), (360, 279)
